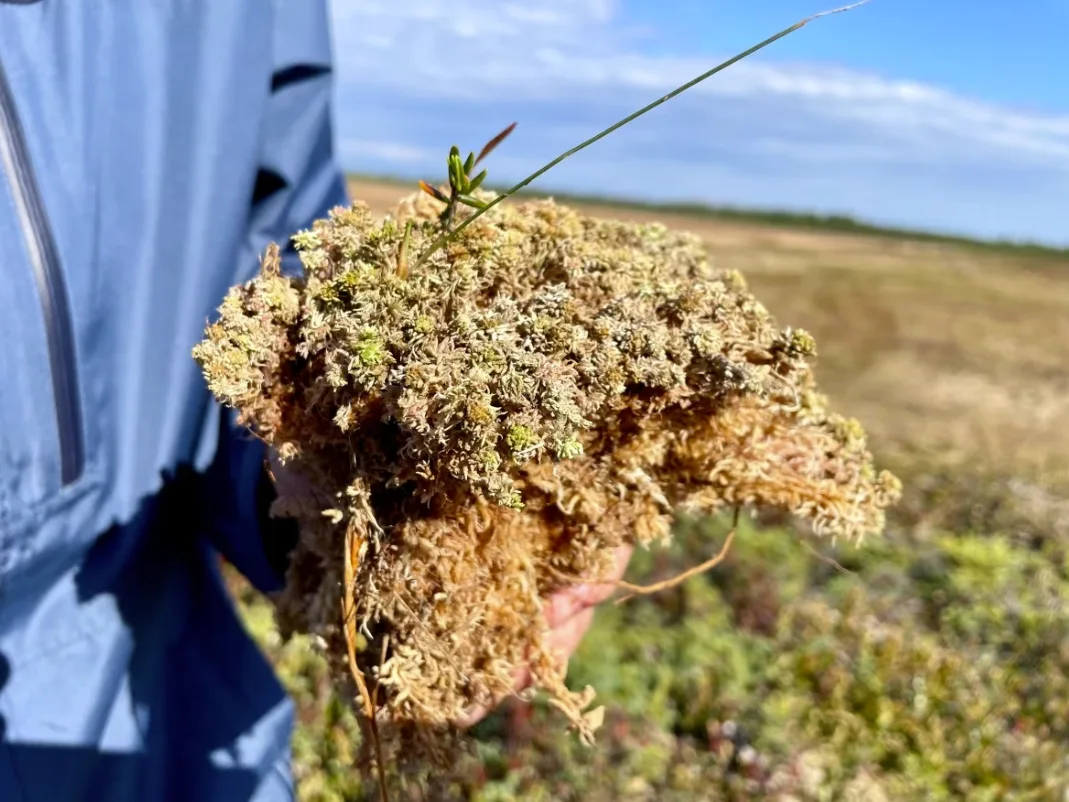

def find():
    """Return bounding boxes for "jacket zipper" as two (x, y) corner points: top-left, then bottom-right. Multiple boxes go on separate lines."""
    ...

(0, 57), (86, 486)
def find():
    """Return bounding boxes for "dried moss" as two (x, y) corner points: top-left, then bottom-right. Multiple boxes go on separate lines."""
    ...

(193, 190), (900, 767)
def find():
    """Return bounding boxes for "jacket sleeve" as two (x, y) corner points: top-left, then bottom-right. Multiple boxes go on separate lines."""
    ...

(200, 0), (350, 596)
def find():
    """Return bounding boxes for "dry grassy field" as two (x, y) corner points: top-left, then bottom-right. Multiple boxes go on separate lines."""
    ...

(230, 177), (1069, 800)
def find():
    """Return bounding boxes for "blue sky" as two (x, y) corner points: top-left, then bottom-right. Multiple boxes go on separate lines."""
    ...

(327, 0), (1069, 245)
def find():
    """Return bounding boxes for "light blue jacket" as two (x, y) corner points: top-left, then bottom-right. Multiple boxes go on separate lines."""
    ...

(0, 2), (348, 799)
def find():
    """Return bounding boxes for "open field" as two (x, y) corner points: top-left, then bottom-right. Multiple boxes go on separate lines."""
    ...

(230, 177), (1069, 800)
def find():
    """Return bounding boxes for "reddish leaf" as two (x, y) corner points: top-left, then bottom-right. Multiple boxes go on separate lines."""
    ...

(418, 179), (449, 204)
(474, 122), (517, 167)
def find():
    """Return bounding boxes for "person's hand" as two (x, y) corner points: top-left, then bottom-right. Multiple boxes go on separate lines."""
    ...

(458, 544), (633, 727)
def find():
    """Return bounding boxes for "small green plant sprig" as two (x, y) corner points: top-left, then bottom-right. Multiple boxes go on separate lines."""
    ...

(412, 0), (872, 270)
(418, 122), (517, 228)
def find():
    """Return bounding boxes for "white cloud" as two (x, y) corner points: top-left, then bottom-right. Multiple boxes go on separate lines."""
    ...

(327, 0), (1069, 245)
(338, 139), (427, 165)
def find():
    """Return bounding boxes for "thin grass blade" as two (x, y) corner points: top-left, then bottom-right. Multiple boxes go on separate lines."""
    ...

(414, 1), (871, 269)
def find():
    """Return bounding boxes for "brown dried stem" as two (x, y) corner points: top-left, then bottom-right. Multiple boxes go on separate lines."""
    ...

(615, 510), (739, 604)
(342, 525), (389, 802)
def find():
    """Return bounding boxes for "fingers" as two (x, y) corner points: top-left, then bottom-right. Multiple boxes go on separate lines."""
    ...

(454, 544), (634, 729)
(545, 544), (634, 627)
(547, 606), (596, 660)
(455, 663), (531, 728)
(454, 705), (487, 729)
(456, 607), (596, 729)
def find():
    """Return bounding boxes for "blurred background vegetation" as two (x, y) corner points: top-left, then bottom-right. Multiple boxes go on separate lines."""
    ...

(225, 178), (1069, 800)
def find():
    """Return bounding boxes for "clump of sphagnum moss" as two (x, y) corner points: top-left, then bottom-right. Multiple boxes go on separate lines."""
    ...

(193, 183), (900, 769)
